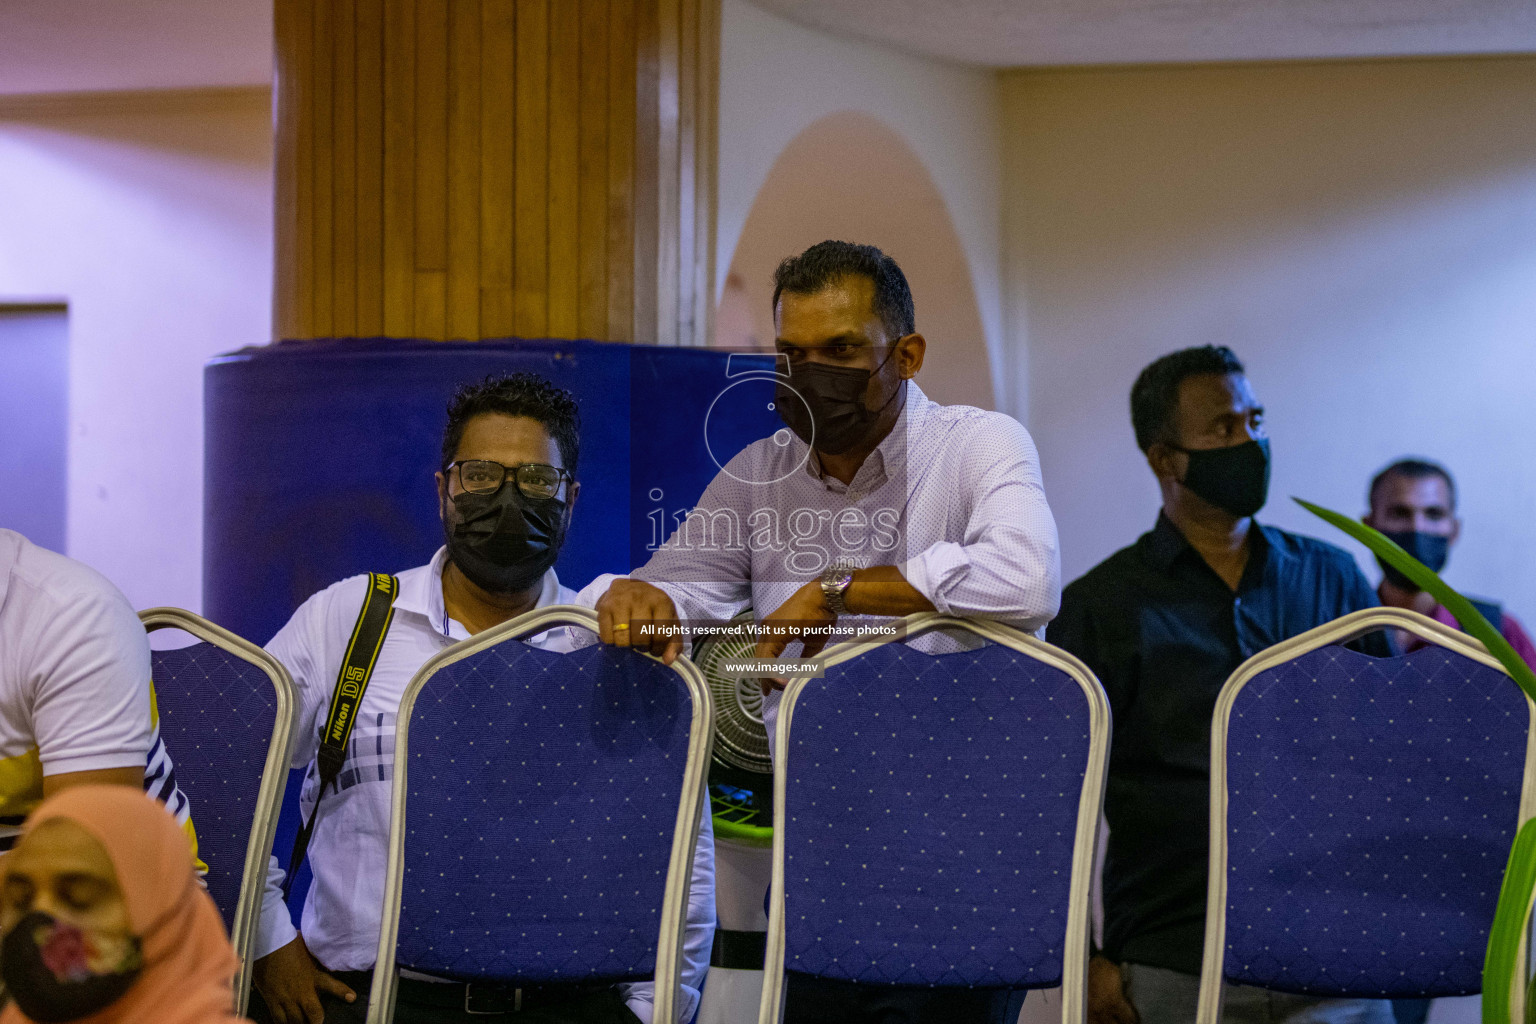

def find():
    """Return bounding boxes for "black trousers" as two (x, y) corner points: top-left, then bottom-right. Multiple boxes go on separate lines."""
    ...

(784, 971), (1023, 1024)
(249, 970), (643, 1024)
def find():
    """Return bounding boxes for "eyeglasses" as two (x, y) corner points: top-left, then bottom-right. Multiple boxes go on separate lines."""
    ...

(446, 460), (571, 500)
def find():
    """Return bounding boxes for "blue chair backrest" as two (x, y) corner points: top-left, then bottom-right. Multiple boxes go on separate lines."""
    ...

(394, 640), (696, 983)
(782, 639), (1095, 989)
(150, 642), (280, 928)
(1222, 643), (1530, 997)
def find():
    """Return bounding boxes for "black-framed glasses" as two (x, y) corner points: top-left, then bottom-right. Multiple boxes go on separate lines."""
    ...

(446, 460), (571, 500)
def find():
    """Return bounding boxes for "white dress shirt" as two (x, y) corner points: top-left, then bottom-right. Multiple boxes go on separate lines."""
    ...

(575, 382), (1062, 747)
(258, 548), (715, 1023)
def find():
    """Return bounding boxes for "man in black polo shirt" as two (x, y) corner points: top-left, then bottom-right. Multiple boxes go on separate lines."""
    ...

(1047, 345), (1391, 1024)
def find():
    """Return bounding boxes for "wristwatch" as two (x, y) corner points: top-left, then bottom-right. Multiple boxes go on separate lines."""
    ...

(819, 563), (856, 616)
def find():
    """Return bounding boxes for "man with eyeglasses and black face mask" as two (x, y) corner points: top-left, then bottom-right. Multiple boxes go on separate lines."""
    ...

(580, 240), (1061, 1024)
(1048, 346), (1391, 1024)
(247, 373), (716, 1024)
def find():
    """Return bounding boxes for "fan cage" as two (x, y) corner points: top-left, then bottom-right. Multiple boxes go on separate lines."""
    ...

(696, 621), (774, 845)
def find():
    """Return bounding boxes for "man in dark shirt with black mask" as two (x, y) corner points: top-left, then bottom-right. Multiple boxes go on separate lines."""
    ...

(1047, 345), (1390, 1024)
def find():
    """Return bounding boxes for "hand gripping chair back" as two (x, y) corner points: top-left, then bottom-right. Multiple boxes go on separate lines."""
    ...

(368, 607), (713, 1024)
(760, 614), (1110, 1024)
(1197, 607), (1536, 1024)
(138, 608), (300, 1016)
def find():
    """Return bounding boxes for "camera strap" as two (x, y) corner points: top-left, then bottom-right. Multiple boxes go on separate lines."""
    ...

(284, 572), (399, 897)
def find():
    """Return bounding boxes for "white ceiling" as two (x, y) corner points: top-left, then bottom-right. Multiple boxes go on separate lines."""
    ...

(751, 0), (1536, 67)
(0, 0), (271, 96)
(1, 0), (1532, 98)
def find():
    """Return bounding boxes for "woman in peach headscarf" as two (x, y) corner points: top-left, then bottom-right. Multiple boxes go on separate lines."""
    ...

(0, 785), (244, 1024)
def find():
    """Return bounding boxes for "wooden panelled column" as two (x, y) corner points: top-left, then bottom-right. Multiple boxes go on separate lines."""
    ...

(273, 0), (718, 345)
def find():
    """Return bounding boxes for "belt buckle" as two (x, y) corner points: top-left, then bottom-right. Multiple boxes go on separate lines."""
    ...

(464, 982), (521, 1015)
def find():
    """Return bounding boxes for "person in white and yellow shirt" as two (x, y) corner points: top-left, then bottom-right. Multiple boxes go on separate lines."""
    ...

(0, 529), (198, 860)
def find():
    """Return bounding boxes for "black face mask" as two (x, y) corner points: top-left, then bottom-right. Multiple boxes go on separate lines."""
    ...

(1376, 530), (1450, 591)
(1173, 437), (1272, 518)
(1, 911), (142, 1023)
(443, 484), (567, 595)
(775, 347), (904, 456)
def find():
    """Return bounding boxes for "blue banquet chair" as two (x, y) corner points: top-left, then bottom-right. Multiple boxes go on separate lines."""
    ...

(1196, 607), (1536, 1024)
(367, 606), (713, 1024)
(139, 607), (299, 1015)
(759, 612), (1111, 1024)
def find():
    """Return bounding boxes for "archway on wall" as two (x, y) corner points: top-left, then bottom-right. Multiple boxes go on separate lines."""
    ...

(717, 111), (995, 410)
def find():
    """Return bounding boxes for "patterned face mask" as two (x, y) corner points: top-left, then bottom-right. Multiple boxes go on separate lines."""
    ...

(1, 911), (143, 1022)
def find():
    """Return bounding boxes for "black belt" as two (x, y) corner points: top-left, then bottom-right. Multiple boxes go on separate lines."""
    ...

(711, 928), (767, 970)
(396, 976), (611, 1015)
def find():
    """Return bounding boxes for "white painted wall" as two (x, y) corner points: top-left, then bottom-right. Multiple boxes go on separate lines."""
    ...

(0, 88), (274, 612)
(0, 0), (271, 96)
(717, 0), (1013, 410)
(1002, 58), (1536, 629)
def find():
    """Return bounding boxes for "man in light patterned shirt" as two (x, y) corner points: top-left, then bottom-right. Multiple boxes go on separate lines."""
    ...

(580, 240), (1060, 1024)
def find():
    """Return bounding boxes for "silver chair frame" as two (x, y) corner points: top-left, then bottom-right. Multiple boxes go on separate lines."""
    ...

(758, 613), (1112, 1024)
(1196, 607), (1536, 1024)
(367, 605), (715, 1024)
(138, 607), (299, 1017)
